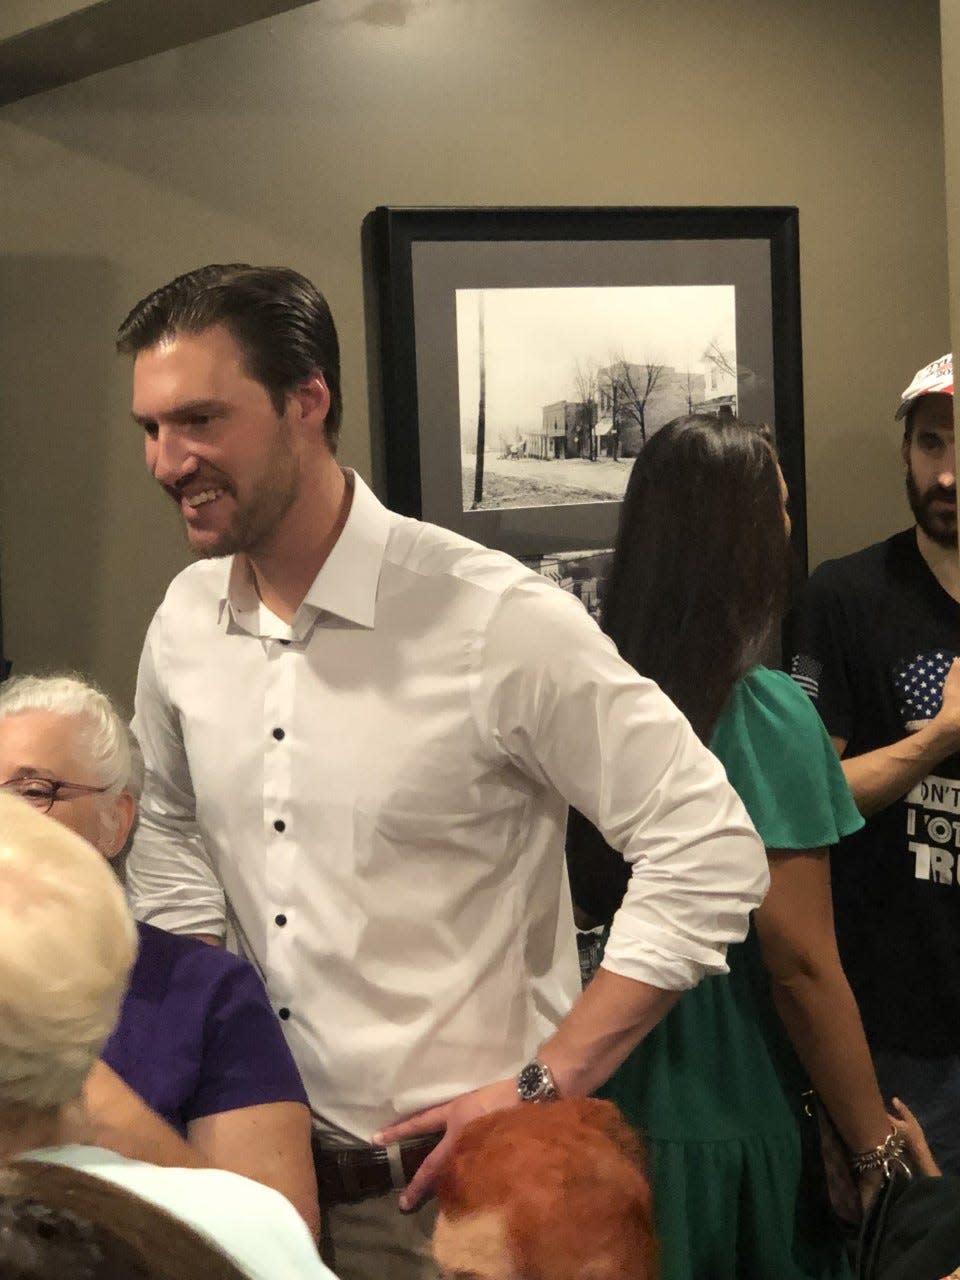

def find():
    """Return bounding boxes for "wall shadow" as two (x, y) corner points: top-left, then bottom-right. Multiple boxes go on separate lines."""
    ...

(0, 254), (115, 681)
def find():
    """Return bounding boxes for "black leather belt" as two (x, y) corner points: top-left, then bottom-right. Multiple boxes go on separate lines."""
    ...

(311, 1131), (443, 1207)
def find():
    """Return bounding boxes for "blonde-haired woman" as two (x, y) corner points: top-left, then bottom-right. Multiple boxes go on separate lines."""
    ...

(0, 793), (332, 1278)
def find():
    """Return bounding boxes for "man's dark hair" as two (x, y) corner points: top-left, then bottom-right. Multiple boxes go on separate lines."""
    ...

(116, 265), (342, 452)
(903, 404), (916, 443)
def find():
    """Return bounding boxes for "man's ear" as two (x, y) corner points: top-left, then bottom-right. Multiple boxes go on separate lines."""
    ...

(290, 373), (331, 436)
(101, 792), (137, 860)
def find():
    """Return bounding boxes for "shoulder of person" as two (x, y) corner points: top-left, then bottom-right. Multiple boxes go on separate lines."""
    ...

(388, 514), (540, 595)
(386, 517), (594, 638)
(164, 1165), (331, 1279)
(713, 668), (861, 846)
(804, 529), (911, 592)
(40, 1151), (331, 1279)
(135, 921), (258, 986)
(720, 667), (823, 741)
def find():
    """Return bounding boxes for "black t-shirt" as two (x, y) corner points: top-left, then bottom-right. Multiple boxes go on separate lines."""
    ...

(787, 528), (960, 1054)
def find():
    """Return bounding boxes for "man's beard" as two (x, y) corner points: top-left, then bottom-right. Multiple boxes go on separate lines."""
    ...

(906, 468), (958, 548)
(189, 429), (301, 560)
(194, 479), (299, 560)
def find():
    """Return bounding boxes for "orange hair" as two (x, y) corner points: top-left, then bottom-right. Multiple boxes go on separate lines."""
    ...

(435, 1098), (657, 1279)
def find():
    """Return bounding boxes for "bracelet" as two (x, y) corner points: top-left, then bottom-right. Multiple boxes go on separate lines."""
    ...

(849, 1128), (909, 1177)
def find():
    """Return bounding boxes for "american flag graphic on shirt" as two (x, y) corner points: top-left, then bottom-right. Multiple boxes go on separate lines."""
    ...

(790, 653), (822, 700)
(893, 650), (957, 731)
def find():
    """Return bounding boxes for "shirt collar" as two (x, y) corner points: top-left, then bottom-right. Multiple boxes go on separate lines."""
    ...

(220, 470), (393, 637)
(300, 470), (392, 627)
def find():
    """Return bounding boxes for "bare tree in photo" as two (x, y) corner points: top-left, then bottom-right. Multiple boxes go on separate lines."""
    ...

(572, 358), (599, 461)
(700, 337), (741, 418)
(702, 338), (737, 380)
(472, 292), (486, 508)
(607, 353), (665, 455)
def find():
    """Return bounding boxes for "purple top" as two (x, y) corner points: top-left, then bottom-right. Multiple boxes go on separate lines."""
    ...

(103, 922), (308, 1136)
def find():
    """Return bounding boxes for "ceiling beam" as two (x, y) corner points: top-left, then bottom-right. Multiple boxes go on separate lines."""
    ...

(0, 0), (317, 106)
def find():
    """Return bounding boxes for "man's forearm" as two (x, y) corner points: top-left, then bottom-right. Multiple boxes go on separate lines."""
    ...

(839, 657), (960, 815)
(538, 967), (681, 1097)
(842, 718), (960, 817)
(375, 967), (684, 1208)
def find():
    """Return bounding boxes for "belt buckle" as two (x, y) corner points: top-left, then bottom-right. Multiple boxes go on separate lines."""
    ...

(311, 1130), (442, 1207)
(337, 1149), (370, 1202)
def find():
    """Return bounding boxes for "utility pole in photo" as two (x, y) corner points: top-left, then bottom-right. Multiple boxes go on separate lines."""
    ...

(472, 291), (486, 509)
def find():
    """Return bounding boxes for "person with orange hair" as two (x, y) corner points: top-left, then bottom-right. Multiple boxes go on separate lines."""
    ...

(432, 1099), (657, 1280)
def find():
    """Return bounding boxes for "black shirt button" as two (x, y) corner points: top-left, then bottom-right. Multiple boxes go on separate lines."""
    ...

(275, 913), (287, 927)
(272, 727), (285, 741)
(273, 818), (286, 833)
(278, 1007), (291, 1020)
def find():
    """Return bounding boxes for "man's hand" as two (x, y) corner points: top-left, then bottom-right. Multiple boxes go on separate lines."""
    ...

(373, 1077), (520, 1210)
(934, 659), (960, 747)
(375, 973), (682, 1211)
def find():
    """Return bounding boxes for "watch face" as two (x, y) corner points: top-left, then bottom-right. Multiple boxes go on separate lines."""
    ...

(517, 1062), (546, 1101)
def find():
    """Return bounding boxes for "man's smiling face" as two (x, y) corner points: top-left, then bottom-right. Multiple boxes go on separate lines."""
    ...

(132, 324), (304, 559)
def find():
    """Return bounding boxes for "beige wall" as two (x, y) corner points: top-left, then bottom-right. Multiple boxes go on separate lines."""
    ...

(0, 0), (948, 709)
(943, 2), (960, 388)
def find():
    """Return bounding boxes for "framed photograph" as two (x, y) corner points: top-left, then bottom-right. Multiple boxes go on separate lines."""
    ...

(363, 206), (804, 566)
(520, 548), (614, 624)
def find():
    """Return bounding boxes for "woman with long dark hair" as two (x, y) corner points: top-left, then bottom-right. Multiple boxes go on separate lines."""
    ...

(567, 416), (895, 1279)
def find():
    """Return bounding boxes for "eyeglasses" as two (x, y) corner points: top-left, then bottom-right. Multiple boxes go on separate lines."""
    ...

(0, 776), (111, 815)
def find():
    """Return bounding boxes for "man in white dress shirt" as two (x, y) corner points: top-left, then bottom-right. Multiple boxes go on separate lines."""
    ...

(118, 264), (768, 1279)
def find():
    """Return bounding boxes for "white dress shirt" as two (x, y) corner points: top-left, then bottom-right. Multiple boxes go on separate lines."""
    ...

(128, 471), (767, 1140)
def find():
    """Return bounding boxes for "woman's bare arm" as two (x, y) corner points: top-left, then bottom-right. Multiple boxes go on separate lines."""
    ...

(754, 847), (889, 1154)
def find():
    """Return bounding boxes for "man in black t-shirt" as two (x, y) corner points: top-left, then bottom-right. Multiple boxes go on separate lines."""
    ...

(789, 352), (960, 1171)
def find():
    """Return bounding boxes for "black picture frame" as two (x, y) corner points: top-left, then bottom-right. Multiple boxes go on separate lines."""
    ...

(0, 552), (9, 681)
(362, 205), (805, 570)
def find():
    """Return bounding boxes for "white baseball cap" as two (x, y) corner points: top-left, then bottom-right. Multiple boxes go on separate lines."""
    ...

(894, 352), (953, 421)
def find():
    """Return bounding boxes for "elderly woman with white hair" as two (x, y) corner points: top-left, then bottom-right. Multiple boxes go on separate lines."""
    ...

(0, 674), (319, 1237)
(0, 793), (333, 1278)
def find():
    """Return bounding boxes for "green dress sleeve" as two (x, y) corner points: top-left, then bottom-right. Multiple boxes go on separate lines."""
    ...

(709, 666), (864, 850)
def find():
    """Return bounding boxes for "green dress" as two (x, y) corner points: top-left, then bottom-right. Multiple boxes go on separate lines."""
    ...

(597, 667), (864, 1280)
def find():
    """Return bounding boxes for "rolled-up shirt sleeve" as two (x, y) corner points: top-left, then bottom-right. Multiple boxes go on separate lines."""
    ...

(479, 579), (768, 990)
(128, 612), (228, 939)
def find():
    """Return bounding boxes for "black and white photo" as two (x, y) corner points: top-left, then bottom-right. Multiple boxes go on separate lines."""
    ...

(521, 548), (614, 622)
(456, 285), (737, 512)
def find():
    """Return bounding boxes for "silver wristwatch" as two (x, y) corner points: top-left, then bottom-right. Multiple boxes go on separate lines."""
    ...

(516, 1059), (560, 1103)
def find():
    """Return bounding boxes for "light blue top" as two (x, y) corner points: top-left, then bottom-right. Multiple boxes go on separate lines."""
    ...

(21, 1145), (334, 1280)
